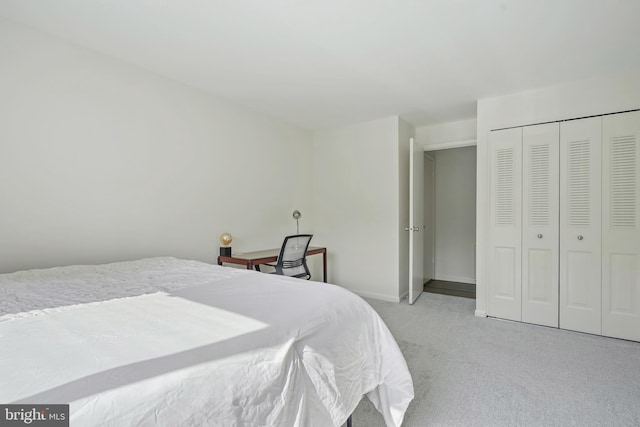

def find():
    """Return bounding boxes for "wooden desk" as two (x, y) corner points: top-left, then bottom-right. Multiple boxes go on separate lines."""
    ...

(217, 246), (327, 283)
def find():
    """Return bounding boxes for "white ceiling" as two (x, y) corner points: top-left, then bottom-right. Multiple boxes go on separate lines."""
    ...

(2, 0), (640, 130)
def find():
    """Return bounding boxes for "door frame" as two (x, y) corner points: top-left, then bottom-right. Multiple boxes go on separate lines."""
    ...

(423, 152), (435, 283)
(409, 138), (425, 304)
(423, 138), (478, 291)
(423, 139), (477, 152)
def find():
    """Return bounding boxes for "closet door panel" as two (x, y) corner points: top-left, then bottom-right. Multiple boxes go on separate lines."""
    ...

(602, 110), (640, 341)
(489, 128), (522, 321)
(522, 123), (559, 327)
(559, 117), (602, 335)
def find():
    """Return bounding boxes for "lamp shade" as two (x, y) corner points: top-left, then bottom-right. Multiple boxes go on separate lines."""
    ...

(219, 232), (233, 246)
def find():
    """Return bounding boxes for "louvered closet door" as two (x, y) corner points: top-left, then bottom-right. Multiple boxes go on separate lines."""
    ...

(489, 128), (522, 321)
(559, 117), (602, 335)
(602, 110), (640, 341)
(522, 123), (559, 327)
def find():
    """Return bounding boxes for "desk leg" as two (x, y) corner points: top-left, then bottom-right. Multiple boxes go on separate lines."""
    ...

(247, 261), (253, 270)
(322, 251), (327, 283)
(217, 257), (222, 266)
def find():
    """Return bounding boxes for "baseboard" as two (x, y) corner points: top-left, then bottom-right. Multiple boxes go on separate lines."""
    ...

(474, 310), (487, 317)
(433, 274), (476, 285)
(348, 289), (401, 303)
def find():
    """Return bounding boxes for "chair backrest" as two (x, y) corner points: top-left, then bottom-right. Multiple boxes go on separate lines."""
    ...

(275, 234), (313, 279)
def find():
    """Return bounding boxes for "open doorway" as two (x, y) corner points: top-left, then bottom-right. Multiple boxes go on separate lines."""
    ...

(423, 145), (477, 299)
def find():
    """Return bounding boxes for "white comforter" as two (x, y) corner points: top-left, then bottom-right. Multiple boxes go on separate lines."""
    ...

(0, 257), (413, 426)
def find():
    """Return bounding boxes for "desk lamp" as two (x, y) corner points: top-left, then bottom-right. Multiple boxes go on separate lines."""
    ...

(219, 232), (233, 256)
(292, 210), (302, 234)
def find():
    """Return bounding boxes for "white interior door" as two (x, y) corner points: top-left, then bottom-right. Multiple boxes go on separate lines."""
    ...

(409, 138), (425, 304)
(602, 110), (640, 341)
(488, 127), (522, 321)
(424, 153), (435, 283)
(559, 117), (602, 335)
(522, 123), (559, 327)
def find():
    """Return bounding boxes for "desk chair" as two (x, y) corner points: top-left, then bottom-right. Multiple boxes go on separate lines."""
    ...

(264, 234), (313, 280)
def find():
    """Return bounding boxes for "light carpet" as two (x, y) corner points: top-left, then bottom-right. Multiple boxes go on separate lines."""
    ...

(352, 292), (640, 426)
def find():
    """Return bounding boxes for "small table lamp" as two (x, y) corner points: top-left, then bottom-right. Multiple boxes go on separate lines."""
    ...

(292, 210), (301, 234)
(219, 232), (233, 256)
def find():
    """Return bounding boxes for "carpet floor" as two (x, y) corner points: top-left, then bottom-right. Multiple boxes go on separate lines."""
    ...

(351, 292), (640, 426)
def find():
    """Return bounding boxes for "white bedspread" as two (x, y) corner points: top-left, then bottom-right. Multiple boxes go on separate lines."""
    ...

(0, 257), (413, 426)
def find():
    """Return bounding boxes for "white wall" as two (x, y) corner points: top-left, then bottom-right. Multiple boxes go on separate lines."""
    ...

(0, 19), (314, 274)
(312, 116), (402, 301)
(476, 70), (640, 316)
(433, 146), (476, 283)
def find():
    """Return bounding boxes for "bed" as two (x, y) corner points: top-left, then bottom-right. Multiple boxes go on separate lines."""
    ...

(0, 257), (413, 426)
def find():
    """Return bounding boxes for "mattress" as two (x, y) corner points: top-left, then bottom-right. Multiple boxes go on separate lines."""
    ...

(0, 257), (413, 426)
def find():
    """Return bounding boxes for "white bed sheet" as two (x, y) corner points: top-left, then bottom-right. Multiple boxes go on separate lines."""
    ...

(0, 257), (413, 426)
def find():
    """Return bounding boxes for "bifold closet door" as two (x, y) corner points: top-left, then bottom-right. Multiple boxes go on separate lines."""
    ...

(559, 117), (602, 335)
(602, 110), (640, 341)
(522, 123), (559, 327)
(488, 127), (522, 321)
